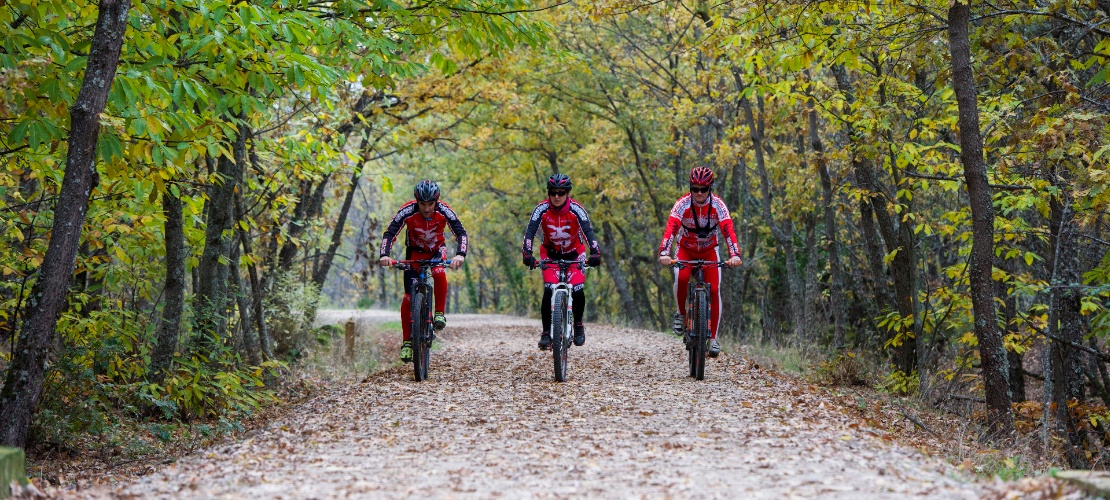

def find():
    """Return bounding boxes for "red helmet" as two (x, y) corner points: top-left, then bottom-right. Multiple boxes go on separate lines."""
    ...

(689, 167), (715, 186)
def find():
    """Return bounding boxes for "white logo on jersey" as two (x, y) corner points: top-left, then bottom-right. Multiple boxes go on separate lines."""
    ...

(549, 223), (574, 249)
(414, 227), (439, 246)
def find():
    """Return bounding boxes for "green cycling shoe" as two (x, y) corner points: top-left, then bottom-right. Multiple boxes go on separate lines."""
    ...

(399, 340), (413, 362)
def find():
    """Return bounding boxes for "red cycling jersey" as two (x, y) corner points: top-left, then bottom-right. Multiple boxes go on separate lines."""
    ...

(658, 193), (740, 258)
(522, 198), (600, 260)
(379, 200), (469, 258)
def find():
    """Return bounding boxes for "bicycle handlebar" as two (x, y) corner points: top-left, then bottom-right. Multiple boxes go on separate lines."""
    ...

(536, 259), (590, 270)
(388, 258), (447, 270)
(669, 259), (734, 269)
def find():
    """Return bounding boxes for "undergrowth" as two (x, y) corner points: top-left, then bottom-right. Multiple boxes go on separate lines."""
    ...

(25, 314), (400, 490)
(728, 341), (1073, 482)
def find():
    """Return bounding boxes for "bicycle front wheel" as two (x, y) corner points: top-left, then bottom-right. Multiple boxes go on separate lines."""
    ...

(552, 291), (569, 382)
(411, 291), (429, 382)
(692, 290), (709, 380)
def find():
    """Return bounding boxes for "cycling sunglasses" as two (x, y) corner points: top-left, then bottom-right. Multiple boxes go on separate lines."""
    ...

(689, 185), (711, 194)
(548, 190), (569, 197)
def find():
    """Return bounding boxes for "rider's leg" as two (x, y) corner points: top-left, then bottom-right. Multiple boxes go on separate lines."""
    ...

(672, 249), (693, 333)
(571, 288), (585, 325)
(400, 294), (412, 342)
(431, 267), (447, 312)
(431, 266), (448, 329)
(705, 249), (723, 339)
(401, 265), (419, 342)
(541, 287), (553, 332)
(538, 286), (553, 349)
(572, 287), (586, 346)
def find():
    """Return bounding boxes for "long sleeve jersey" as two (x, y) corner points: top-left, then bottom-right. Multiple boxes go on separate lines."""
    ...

(658, 193), (741, 258)
(379, 200), (469, 258)
(522, 198), (601, 258)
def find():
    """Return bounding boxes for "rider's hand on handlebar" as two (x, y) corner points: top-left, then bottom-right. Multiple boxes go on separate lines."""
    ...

(659, 255), (674, 266)
(586, 254), (601, 267)
(379, 256), (393, 267)
(522, 255), (537, 269)
(450, 254), (465, 270)
(727, 256), (742, 268)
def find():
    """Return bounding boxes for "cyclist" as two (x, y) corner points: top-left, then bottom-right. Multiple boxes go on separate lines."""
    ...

(379, 180), (468, 362)
(658, 167), (742, 358)
(521, 173), (602, 350)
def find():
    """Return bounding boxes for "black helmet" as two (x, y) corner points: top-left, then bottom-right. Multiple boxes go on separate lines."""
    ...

(413, 180), (440, 202)
(547, 173), (572, 191)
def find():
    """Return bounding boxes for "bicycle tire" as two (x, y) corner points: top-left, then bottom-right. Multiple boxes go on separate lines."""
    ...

(411, 290), (428, 382)
(687, 309), (697, 377)
(552, 290), (569, 382)
(693, 290), (709, 380)
(420, 290), (433, 379)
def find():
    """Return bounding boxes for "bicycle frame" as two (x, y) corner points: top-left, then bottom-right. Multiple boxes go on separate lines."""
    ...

(537, 259), (587, 382)
(671, 259), (729, 380)
(389, 258), (446, 381)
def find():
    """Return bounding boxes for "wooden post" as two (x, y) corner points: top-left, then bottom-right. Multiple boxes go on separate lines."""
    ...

(344, 318), (356, 361)
(0, 446), (26, 499)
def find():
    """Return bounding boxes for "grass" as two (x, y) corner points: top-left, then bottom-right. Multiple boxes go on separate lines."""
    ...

(731, 340), (811, 375)
(300, 316), (405, 382)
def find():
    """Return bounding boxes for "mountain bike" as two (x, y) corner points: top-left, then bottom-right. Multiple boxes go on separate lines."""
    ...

(389, 258), (446, 382)
(671, 260), (729, 380)
(537, 259), (588, 382)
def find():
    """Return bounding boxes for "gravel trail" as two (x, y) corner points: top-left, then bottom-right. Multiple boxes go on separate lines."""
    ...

(101, 313), (982, 498)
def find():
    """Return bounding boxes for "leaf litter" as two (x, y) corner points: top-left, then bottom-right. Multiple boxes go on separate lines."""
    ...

(64, 314), (995, 498)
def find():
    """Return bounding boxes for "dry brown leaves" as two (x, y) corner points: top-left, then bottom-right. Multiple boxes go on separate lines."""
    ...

(52, 314), (989, 498)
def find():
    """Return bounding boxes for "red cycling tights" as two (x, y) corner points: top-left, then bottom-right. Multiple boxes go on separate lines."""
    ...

(400, 250), (448, 342)
(672, 247), (722, 339)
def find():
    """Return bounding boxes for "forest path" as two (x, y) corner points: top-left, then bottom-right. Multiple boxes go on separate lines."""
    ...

(102, 314), (981, 498)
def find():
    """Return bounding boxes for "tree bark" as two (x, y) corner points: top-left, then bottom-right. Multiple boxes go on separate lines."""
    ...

(195, 119), (247, 341)
(0, 0), (131, 448)
(600, 221), (638, 324)
(150, 189), (186, 383)
(276, 176), (328, 270)
(996, 257), (1024, 403)
(734, 72), (805, 339)
(235, 192), (272, 360)
(810, 96), (845, 348)
(948, 0), (1014, 440)
(1049, 194), (1088, 467)
(313, 170), (360, 289)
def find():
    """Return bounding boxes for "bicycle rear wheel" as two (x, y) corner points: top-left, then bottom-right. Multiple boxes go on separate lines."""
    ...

(692, 290), (709, 380)
(552, 291), (569, 382)
(411, 291), (429, 382)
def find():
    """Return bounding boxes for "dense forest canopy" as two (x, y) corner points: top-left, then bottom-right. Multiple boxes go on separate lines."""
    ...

(1, 0), (1109, 468)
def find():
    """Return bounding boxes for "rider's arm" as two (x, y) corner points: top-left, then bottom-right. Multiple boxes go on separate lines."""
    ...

(521, 202), (548, 260)
(380, 203), (414, 258)
(438, 202), (469, 257)
(569, 201), (601, 258)
(713, 198), (742, 258)
(658, 199), (685, 258)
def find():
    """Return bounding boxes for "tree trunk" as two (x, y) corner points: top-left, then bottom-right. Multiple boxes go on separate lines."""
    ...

(195, 119), (247, 341)
(997, 257), (1024, 403)
(235, 193), (272, 360)
(718, 158), (749, 339)
(1049, 194), (1088, 467)
(810, 96), (845, 348)
(0, 0), (130, 448)
(313, 171), (360, 289)
(735, 73), (805, 339)
(600, 221), (638, 324)
(948, 0), (1014, 440)
(276, 176), (329, 270)
(150, 190), (186, 383)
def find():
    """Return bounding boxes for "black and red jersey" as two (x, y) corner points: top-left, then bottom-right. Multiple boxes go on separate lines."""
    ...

(379, 200), (468, 258)
(522, 198), (600, 259)
(658, 193), (741, 257)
